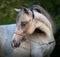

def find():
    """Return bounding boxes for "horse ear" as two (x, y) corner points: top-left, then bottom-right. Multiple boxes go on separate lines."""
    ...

(14, 8), (21, 12)
(22, 7), (29, 14)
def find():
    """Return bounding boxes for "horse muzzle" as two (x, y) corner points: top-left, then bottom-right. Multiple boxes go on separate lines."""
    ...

(11, 39), (21, 48)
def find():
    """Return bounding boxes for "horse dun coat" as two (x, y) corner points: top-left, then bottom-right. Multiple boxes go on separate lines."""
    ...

(29, 9), (55, 57)
(11, 5), (55, 57)
(0, 5), (55, 57)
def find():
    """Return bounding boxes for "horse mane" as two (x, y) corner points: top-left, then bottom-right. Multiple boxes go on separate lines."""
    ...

(29, 5), (56, 34)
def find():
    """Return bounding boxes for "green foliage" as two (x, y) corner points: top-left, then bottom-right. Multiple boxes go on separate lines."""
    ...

(0, 0), (60, 31)
(0, 0), (60, 29)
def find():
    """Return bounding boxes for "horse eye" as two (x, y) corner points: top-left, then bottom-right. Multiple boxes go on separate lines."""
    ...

(21, 22), (28, 28)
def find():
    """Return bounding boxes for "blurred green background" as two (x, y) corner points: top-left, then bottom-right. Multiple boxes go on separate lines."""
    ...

(0, 0), (60, 57)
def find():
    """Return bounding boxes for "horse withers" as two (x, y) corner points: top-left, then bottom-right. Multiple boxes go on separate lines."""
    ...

(11, 5), (56, 57)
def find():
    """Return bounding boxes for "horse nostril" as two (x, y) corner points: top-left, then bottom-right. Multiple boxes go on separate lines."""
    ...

(11, 39), (20, 48)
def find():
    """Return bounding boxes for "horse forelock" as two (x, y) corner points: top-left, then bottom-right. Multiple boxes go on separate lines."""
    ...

(16, 8), (34, 26)
(16, 9), (24, 24)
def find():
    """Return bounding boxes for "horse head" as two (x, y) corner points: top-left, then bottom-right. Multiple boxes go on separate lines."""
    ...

(11, 7), (36, 48)
(11, 5), (55, 49)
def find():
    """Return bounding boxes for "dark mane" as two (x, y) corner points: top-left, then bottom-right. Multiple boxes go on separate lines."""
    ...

(29, 5), (56, 34)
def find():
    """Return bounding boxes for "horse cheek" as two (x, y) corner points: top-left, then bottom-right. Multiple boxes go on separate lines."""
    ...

(26, 22), (36, 35)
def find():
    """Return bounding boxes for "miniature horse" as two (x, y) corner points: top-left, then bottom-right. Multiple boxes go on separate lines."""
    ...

(11, 5), (55, 57)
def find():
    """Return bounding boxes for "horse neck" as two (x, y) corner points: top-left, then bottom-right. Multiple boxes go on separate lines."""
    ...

(29, 33), (55, 45)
